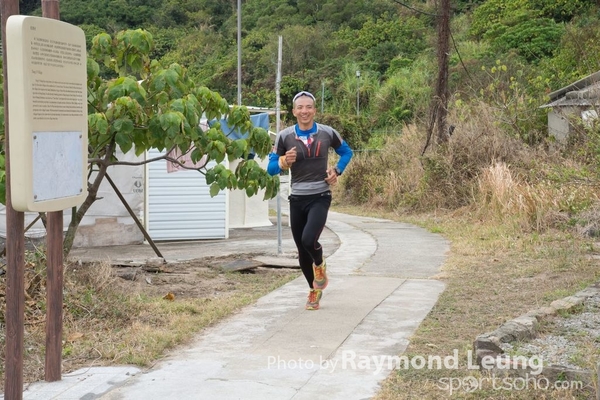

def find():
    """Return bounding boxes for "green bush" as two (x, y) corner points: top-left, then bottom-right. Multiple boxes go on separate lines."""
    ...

(486, 18), (564, 62)
(470, 0), (532, 38)
(538, 18), (600, 90)
(531, 0), (593, 22)
(317, 114), (371, 150)
(372, 57), (433, 128)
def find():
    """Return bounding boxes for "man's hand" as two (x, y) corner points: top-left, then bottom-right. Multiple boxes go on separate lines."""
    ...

(325, 167), (338, 185)
(285, 147), (297, 166)
(279, 147), (297, 170)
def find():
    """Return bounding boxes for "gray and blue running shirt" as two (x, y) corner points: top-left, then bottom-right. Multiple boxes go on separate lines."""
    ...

(267, 123), (352, 196)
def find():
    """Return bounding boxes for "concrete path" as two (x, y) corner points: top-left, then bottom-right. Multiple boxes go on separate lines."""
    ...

(10, 211), (449, 400)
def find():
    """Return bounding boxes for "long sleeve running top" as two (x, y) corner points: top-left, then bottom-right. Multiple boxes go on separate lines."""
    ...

(267, 123), (353, 196)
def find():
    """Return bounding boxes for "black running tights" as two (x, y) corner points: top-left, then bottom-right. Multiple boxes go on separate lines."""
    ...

(289, 191), (332, 288)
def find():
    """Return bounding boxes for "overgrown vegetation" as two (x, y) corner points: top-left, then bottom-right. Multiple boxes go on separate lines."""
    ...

(332, 100), (600, 398)
(20, 0), (600, 132)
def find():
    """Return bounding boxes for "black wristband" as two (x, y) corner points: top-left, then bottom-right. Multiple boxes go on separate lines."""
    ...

(334, 167), (342, 176)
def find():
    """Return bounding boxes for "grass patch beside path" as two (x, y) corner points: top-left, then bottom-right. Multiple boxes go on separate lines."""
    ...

(335, 205), (600, 400)
(0, 258), (300, 385)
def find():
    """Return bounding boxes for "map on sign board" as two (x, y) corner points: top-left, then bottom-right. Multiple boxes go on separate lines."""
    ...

(32, 131), (84, 202)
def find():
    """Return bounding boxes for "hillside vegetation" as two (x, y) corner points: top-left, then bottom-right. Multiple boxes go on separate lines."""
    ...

(20, 0), (599, 130)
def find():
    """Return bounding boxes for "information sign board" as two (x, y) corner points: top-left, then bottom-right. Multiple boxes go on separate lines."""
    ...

(6, 15), (88, 212)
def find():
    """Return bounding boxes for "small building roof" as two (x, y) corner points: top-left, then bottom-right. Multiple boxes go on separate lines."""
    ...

(542, 70), (600, 108)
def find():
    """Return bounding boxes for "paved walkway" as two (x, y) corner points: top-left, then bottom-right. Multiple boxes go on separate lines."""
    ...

(9, 211), (449, 400)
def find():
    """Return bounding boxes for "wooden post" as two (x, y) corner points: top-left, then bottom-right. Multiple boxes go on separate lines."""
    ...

(44, 212), (63, 381)
(41, 0), (59, 19)
(42, 0), (64, 382)
(104, 173), (164, 259)
(2, 0), (25, 398)
(434, 0), (451, 144)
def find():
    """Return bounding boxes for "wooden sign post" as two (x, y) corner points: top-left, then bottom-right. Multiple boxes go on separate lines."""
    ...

(5, 13), (88, 390)
(42, 0), (66, 383)
(2, 1), (24, 398)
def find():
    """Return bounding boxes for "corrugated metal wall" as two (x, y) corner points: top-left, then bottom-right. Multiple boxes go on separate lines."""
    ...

(146, 149), (227, 240)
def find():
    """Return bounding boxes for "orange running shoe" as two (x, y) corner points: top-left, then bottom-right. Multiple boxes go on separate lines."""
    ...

(313, 260), (328, 290)
(306, 289), (322, 310)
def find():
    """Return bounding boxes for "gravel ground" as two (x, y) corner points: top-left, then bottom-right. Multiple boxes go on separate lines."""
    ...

(502, 293), (600, 370)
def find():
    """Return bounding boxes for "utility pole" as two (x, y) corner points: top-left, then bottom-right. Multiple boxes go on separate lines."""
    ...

(435, 0), (451, 143)
(275, 36), (282, 255)
(423, 0), (451, 154)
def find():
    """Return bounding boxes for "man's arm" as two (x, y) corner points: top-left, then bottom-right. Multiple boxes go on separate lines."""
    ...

(334, 141), (353, 175)
(267, 152), (282, 176)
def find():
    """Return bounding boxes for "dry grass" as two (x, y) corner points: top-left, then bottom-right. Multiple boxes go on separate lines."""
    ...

(340, 102), (542, 212)
(0, 258), (299, 384)
(332, 204), (600, 399)
(332, 100), (600, 399)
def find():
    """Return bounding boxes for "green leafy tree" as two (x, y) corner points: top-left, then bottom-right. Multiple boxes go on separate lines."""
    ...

(154, 0), (234, 29)
(470, 0), (592, 39)
(539, 18), (600, 89)
(19, 0), (40, 15)
(373, 57), (433, 128)
(530, 0), (593, 22)
(454, 0), (486, 12)
(0, 29), (277, 255)
(242, 0), (303, 31)
(74, 29), (278, 255)
(485, 17), (564, 62)
(338, 14), (428, 75)
(469, 0), (532, 38)
(60, 0), (164, 30)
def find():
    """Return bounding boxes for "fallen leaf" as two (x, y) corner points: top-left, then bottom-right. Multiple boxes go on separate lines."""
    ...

(163, 292), (175, 301)
(67, 332), (84, 342)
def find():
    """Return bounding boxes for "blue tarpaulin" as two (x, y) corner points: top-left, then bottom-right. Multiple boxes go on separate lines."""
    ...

(209, 113), (270, 159)
(210, 112), (270, 140)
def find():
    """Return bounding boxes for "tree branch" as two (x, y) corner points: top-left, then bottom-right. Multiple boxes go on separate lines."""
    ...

(89, 145), (209, 171)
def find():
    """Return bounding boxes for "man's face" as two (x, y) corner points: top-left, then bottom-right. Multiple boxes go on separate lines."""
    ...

(292, 96), (316, 127)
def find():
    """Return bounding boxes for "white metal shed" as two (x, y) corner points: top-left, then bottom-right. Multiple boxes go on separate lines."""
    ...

(145, 148), (228, 241)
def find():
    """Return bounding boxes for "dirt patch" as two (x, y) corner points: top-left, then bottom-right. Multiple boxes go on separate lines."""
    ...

(107, 255), (299, 300)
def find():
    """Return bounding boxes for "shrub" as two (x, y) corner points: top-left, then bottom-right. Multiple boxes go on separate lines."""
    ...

(317, 113), (371, 150)
(339, 124), (424, 209)
(372, 57), (433, 128)
(486, 18), (564, 62)
(341, 101), (536, 211)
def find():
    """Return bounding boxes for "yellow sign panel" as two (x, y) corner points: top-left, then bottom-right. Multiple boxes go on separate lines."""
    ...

(6, 15), (88, 212)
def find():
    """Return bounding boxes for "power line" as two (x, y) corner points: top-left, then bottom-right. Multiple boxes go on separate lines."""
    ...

(392, 0), (475, 86)
(450, 31), (475, 84)
(390, 0), (439, 17)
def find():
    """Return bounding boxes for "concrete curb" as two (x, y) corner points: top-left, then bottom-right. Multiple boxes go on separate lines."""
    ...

(473, 284), (600, 384)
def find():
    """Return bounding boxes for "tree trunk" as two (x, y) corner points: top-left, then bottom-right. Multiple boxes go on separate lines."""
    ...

(63, 145), (114, 257)
(422, 0), (452, 155)
(434, 0), (451, 145)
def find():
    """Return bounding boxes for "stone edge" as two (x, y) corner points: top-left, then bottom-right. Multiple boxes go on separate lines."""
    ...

(473, 285), (600, 384)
